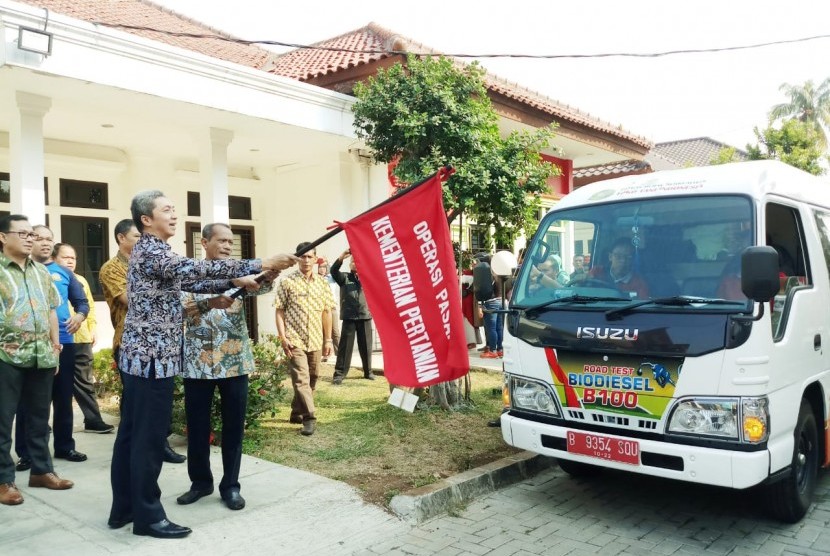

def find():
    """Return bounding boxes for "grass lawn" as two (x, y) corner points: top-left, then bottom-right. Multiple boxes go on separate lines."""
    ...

(242, 364), (519, 506)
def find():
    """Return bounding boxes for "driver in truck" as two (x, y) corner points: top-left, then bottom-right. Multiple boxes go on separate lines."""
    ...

(588, 237), (649, 299)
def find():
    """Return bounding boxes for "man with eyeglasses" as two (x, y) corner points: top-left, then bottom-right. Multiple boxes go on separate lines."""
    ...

(589, 237), (650, 299)
(0, 215), (75, 506)
(14, 225), (90, 471)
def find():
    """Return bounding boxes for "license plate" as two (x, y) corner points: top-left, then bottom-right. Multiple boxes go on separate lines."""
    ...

(566, 430), (640, 465)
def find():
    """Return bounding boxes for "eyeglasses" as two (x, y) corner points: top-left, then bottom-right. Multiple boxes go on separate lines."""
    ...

(3, 231), (38, 240)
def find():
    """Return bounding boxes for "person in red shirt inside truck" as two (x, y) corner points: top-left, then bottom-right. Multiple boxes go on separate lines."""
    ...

(588, 238), (650, 299)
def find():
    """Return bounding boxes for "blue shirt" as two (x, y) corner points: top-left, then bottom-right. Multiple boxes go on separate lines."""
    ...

(119, 233), (262, 379)
(45, 261), (90, 344)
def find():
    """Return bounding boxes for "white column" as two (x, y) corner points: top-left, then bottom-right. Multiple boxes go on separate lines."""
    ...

(9, 91), (51, 223)
(199, 128), (233, 225)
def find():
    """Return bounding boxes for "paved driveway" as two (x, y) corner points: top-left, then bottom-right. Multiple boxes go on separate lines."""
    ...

(361, 464), (830, 556)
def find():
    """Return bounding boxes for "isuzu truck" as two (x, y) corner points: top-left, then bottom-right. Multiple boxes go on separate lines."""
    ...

(500, 160), (829, 522)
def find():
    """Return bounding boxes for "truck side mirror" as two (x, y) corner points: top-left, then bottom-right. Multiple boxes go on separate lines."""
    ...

(741, 246), (780, 302)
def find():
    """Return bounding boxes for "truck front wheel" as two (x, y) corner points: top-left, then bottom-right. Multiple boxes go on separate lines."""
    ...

(765, 400), (818, 523)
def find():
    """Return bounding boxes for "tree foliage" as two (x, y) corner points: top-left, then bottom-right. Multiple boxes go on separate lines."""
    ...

(746, 119), (828, 176)
(710, 147), (742, 166)
(769, 78), (830, 148)
(352, 55), (559, 251)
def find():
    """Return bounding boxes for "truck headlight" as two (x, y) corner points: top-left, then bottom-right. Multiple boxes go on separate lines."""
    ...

(509, 376), (559, 416)
(668, 398), (739, 439)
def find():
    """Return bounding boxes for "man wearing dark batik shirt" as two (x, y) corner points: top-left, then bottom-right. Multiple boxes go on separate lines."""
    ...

(108, 190), (298, 539)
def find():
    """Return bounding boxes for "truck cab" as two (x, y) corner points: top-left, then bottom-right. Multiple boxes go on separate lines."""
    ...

(501, 161), (830, 522)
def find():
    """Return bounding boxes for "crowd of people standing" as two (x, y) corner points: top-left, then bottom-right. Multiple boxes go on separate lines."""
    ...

(0, 192), (388, 538)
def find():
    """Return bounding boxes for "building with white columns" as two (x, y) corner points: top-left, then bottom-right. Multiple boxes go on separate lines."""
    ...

(1, 0), (651, 346)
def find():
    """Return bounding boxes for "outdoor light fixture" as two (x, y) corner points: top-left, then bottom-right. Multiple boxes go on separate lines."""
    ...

(18, 26), (53, 56)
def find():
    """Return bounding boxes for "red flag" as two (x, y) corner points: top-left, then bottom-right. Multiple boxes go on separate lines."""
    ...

(340, 168), (469, 387)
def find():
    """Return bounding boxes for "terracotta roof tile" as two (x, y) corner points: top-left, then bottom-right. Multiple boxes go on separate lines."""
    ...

(19, 2), (652, 151)
(272, 22), (652, 149)
(271, 24), (392, 80)
(17, 0), (277, 70)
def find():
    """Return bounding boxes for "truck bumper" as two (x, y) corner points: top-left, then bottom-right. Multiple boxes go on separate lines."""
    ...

(502, 413), (770, 489)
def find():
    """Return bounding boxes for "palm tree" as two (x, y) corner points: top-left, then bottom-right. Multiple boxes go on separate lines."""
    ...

(769, 78), (830, 148)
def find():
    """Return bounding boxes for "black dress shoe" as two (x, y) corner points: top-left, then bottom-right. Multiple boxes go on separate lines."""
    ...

(364, 372), (376, 380)
(176, 487), (214, 505)
(133, 519), (192, 539)
(222, 490), (245, 511)
(15, 457), (32, 471)
(54, 450), (88, 462)
(85, 421), (115, 434)
(163, 445), (186, 464)
(107, 514), (133, 529)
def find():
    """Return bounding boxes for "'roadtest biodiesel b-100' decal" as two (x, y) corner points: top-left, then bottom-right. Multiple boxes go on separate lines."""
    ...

(544, 348), (683, 418)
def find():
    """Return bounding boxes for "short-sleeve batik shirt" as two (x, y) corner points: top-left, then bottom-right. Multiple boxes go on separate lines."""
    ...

(99, 252), (129, 350)
(181, 282), (272, 380)
(274, 269), (335, 352)
(0, 254), (61, 368)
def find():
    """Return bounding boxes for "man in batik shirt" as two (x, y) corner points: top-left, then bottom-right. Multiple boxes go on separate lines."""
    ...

(99, 218), (185, 463)
(176, 223), (276, 512)
(0, 215), (73, 506)
(108, 191), (297, 539)
(15, 226), (89, 468)
(275, 242), (335, 437)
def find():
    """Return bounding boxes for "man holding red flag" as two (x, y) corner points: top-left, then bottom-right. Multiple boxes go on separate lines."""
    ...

(339, 168), (469, 388)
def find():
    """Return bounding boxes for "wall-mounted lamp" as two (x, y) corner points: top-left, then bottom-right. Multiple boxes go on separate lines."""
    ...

(18, 26), (53, 56)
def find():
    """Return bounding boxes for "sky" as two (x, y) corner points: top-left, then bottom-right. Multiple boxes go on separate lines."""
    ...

(154, 0), (830, 149)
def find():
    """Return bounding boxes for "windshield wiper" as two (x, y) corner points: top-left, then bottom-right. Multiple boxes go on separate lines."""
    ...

(605, 295), (744, 320)
(523, 294), (631, 315)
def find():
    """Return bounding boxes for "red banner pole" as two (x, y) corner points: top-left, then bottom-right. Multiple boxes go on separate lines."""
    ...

(295, 165), (453, 257)
(229, 166), (454, 299)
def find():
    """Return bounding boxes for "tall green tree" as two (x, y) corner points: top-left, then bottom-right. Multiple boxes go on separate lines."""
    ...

(352, 54), (558, 408)
(769, 78), (830, 148)
(352, 55), (558, 252)
(746, 119), (828, 175)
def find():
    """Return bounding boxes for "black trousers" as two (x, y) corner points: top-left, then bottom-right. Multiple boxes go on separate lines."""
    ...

(73, 343), (105, 425)
(183, 375), (248, 497)
(334, 319), (373, 379)
(0, 361), (55, 483)
(16, 344), (77, 457)
(109, 369), (174, 528)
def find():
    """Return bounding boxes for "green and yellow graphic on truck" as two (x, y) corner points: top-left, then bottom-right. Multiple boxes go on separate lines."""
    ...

(546, 349), (682, 418)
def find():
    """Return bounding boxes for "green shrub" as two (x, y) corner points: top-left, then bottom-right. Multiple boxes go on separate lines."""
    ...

(92, 348), (122, 398)
(170, 334), (288, 445)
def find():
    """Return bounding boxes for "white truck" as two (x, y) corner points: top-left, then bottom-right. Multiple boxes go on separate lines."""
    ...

(500, 160), (829, 522)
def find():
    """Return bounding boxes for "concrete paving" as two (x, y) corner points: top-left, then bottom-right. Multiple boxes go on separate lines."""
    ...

(4, 423), (411, 555)
(3, 346), (506, 556)
(5, 346), (830, 555)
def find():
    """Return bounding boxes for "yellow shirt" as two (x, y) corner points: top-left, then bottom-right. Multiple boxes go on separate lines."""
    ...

(71, 274), (97, 344)
(274, 269), (335, 352)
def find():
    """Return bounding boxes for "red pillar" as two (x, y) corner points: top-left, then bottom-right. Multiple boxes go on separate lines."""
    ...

(541, 154), (573, 196)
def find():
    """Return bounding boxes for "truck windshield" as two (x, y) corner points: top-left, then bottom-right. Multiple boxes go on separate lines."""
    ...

(513, 195), (754, 312)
